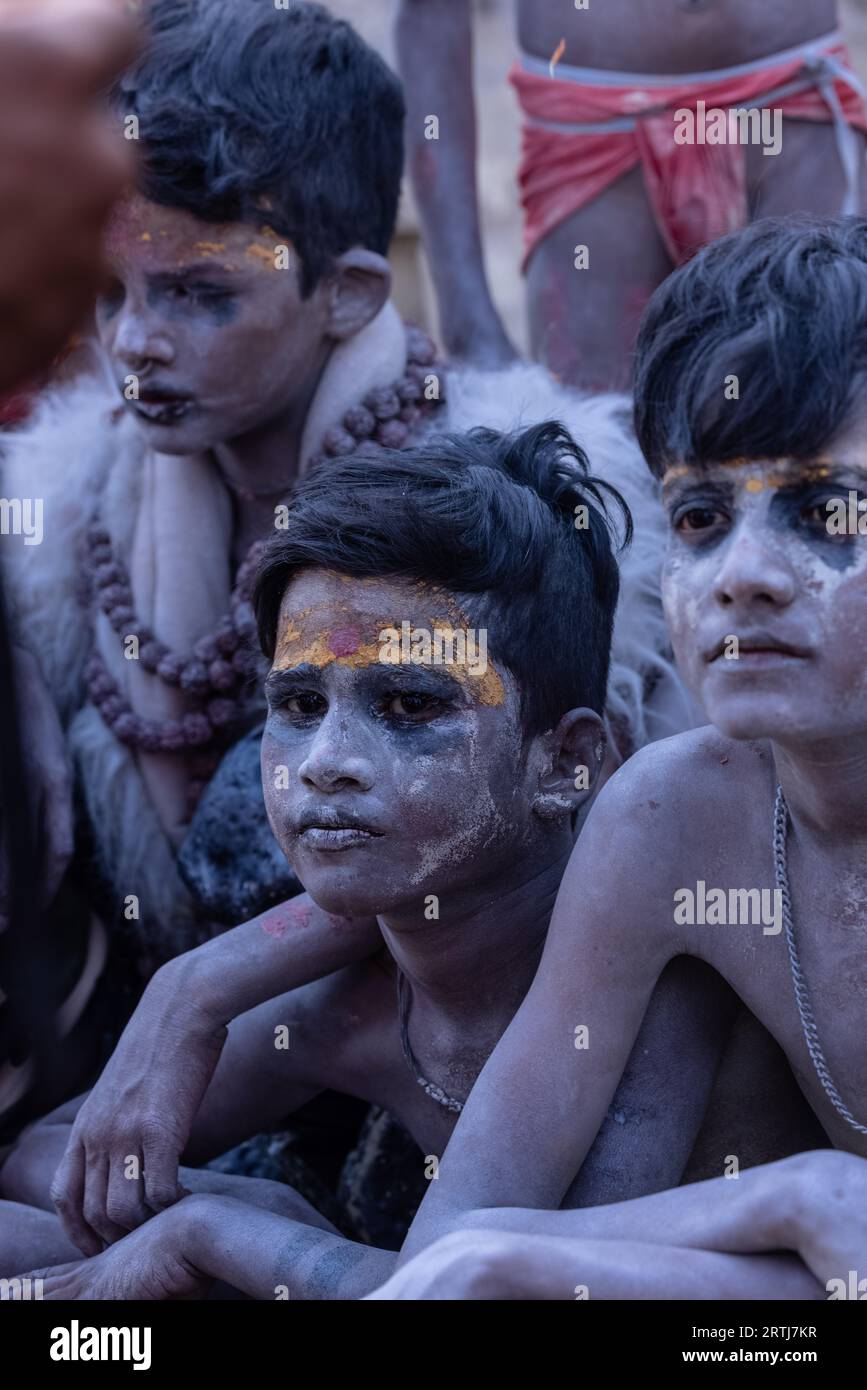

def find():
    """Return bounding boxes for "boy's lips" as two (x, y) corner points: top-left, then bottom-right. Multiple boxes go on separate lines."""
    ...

(295, 808), (384, 852)
(126, 385), (196, 425)
(705, 632), (811, 664)
(299, 827), (380, 851)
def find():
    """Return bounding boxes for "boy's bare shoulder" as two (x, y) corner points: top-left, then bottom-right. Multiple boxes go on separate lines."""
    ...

(572, 727), (775, 913)
(550, 729), (776, 960)
(596, 725), (773, 836)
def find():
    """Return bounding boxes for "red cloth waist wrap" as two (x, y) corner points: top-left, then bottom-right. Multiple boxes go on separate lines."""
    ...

(510, 38), (867, 268)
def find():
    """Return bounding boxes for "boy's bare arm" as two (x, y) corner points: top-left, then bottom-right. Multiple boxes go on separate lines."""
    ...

(178, 981), (341, 1168)
(401, 759), (682, 1258)
(394, 0), (516, 365)
(379, 1150), (865, 1299)
(191, 1199), (396, 1300)
(564, 956), (738, 1206)
(28, 1196), (397, 1302)
(28, 1150), (866, 1301)
(429, 1150), (867, 1294)
(50, 898), (380, 1253)
(371, 1232), (820, 1301)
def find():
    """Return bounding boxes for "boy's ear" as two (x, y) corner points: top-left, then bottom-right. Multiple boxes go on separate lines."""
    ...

(326, 248), (392, 341)
(532, 708), (607, 822)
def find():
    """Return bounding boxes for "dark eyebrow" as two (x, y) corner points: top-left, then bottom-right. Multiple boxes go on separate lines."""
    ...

(265, 660), (468, 700)
(265, 665), (324, 699)
(149, 264), (244, 282)
(662, 473), (734, 500)
(365, 662), (466, 693)
(768, 471), (867, 504)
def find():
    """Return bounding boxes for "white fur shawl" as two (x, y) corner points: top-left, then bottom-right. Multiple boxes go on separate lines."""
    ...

(441, 362), (694, 748)
(1, 372), (196, 952)
(0, 354), (691, 948)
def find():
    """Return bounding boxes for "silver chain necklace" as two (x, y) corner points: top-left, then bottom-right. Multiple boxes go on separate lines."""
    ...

(773, 785), (867, 1136)
(397, 792), (865, 1131)
(396, 968), (465, 1114)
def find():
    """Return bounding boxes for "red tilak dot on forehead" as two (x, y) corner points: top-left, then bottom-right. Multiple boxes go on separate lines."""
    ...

(328, 627), (362, 658)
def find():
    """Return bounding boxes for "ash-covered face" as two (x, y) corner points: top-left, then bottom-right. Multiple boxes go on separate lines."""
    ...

(260, 570), (556, 919)
(96, 196), (333, 454)
(661, 427), (867, 744)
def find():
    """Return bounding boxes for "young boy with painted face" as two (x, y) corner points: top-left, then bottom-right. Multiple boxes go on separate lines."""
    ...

(1, 0), (414, 962)
(1, 0), (678, 969)
(2, 0), (699, 1252)
(391, 216), (867, 1293)
(1, 423), (744, 1296)
(9, 395), (867, 1300)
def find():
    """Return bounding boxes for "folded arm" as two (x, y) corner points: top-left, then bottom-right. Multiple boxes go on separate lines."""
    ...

(47, 898), (380, 1251)
(400, 762), (684, 1258)
(30, 1195), (396, 1302)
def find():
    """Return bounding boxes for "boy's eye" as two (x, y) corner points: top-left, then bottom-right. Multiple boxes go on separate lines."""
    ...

(674, 505), (727, 533)
(801, 493), (867, 536)
(285, 692), (326, 717)
(385, 692), (443, 719)
(164, 283), (233, 306)
(801, 500), (834, 527)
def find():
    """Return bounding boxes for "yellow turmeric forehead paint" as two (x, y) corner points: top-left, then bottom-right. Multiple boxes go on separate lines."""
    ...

(107, 197), (290, 275)
(272, 597), (505, 707)
(661, 457), (837, 489)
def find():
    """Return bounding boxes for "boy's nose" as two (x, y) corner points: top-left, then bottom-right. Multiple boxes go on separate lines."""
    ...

(112, 307), (174, 371)
(298, 726), (375, 793)
(711, 524), (797, 610)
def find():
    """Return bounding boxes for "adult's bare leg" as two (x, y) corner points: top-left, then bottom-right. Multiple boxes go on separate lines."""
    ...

(747, 118), (867, 219)
(394, 0), (516, 366)
(525, 167), (673, 392)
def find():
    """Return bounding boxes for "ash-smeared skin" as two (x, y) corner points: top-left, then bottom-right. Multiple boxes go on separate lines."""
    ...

(270, 1222), (379, 1302)
(662, 447), (867, 744)
(97, 195), (332, 457)
(292, 1237), (373, 1302)
(261, 570), (542, 922)
(253, 568), (739, 1172)
(518, 0), (834, 76)
(512, 0), (852, 392)
(396, 429), (867, 1254)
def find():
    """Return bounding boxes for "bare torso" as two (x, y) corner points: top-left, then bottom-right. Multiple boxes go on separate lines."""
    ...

(515, 0), (854, 391)
(517, 0), (838, 74)
(195, 887), (815, 1203)
(634, 730), (867, 1157)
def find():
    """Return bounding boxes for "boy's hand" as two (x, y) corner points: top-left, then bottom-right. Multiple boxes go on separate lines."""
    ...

(51, 899), (382, 1253)
(0, 0), (137, 391)
(17, 1200), (212, 1302)
(51, 966), (227, 1255)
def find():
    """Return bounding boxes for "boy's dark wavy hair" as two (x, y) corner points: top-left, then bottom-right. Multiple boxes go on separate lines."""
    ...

(114, 0), (404, 296)
(634, 216), (867, 476)
(254, 423), (632, 733)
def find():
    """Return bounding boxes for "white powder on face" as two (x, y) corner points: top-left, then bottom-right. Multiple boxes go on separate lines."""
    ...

(404, 693), (529, 890)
